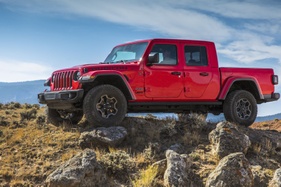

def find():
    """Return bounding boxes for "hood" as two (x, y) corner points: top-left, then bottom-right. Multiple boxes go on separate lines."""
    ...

(53, 61), (139, 73)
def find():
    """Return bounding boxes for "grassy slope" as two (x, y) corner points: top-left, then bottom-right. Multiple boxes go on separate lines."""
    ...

(0, 103), (280, 186)
(0, 103), (80, 186)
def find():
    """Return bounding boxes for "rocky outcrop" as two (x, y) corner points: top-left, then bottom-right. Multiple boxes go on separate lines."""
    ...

(164, 150), (189, 187)
(206, 152), (253, 187)
(79, 126), (127, 148)
(209, 122), (251, 159)
(241, 127), (281, 162)
(45, 118), (280, 187)
(269, 168), (281, 187)
(45, 149), (107, 187)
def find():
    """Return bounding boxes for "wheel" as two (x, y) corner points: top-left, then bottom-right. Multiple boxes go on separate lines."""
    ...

(83, 85), (127, 127)
(46, 107), (83, 126)
(178, 111), (207, 123)
(223, 90), (257, 127)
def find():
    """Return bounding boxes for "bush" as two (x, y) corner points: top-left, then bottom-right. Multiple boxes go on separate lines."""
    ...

(20, 108), (37, 122)
(100, 150), (135, 176)
(24, 103), (33, 109)
(0, 116), (10, 126)
(32, 104), (40, 110)
(12, 102), (21, 109)
(36, 115), (46, 126)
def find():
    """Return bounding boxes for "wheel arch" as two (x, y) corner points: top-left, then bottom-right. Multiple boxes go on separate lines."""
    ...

(81, 74), (135, 101)
(219, 78), (263, 102)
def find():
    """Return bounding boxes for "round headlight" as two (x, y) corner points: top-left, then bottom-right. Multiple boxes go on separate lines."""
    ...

(73, 71), (81, 81)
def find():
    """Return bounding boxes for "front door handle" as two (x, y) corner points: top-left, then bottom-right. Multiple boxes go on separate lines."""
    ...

(200, 72), (209, 76)
(171, 72), (181, 75)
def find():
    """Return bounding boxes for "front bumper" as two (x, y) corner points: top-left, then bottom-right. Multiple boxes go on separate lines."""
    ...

(38, 89), (84, 104)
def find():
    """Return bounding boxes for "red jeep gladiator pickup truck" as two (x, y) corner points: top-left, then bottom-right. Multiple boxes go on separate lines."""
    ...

(38, 38), (280, 127)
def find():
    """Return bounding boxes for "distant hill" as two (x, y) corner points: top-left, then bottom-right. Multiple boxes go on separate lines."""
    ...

(0, 80), (280, 122)
(0, 80), (45, 104)
(256, 113), (281, 122)
(207, 113), (281, 123)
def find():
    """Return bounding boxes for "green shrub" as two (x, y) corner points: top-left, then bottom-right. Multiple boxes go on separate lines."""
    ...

(20, 108), (37, 122)
(36, 115), (46, 126)
(32, 104), (40, 110)
(12, 102), (21, 109)
(100, 150), (135, 176)
(0, 116), (10, 126)
(24, 103), (33, 109)
(6, 102), (15, 109)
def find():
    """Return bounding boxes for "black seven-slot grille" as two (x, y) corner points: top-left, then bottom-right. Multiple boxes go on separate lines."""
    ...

(53, 71), (75, 90)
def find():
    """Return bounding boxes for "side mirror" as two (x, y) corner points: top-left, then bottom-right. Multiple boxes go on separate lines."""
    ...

(147, 52), (159, 66)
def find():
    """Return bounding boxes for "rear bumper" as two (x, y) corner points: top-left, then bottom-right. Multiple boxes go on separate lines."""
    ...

(263, 93), (280, 102)
(38, 89), (84, 104)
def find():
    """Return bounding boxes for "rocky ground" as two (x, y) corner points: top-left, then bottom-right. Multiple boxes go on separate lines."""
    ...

(0, 102), (280, 186)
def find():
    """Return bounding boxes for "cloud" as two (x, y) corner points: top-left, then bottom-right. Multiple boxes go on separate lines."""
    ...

(218, 35), (281, 64)
(1, 0), (281, 67)
(176, 0), (281, 20)
(0, 60), (53, 82)
(244, 22), (281, 36)
(2, 1), (280, 57)
(3, 0), (281, 20)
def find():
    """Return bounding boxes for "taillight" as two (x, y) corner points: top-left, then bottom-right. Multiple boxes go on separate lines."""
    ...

(272, 75), (278, 85)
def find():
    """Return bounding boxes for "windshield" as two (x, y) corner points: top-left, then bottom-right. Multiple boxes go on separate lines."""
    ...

(104, 42), (148, 63)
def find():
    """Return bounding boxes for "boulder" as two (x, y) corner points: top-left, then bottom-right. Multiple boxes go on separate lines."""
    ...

(209, 121), (251, 159)
(206, 152), (253, 187)
(269, 168), (281, 187)
(164, 150), (188, 187)
(79, 126), (127, 148)
(251, 165), (270, 187)
(168, 143), (185, 154)
(45, 149), (107, 187)
(241, 127), (281, 161)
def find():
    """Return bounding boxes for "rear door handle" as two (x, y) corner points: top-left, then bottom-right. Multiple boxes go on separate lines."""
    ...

(200, 72), (209, 76)
(171, 72), (181, 75)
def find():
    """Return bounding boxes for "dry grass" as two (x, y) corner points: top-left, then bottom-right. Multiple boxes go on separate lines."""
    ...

(251, 119), (281, 132)
(131, 165), (159, 187)
(0, 103), (80, 186)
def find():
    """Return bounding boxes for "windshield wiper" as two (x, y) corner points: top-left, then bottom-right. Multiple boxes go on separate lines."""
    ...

(99, 62), (112, 64)
(115, 60), (126, 64)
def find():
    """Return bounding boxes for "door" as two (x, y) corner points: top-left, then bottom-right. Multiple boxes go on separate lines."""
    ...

(144, 43), (184, 98)
(184, 45), (213, 98)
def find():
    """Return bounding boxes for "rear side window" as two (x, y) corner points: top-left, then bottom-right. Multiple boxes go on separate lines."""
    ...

(185, 46), (208, 66)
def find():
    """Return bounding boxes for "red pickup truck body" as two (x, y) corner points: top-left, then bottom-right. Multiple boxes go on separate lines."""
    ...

(38, 38), (279, 127)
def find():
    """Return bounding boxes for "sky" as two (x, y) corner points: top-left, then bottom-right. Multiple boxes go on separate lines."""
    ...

(0, 0), (280, 116)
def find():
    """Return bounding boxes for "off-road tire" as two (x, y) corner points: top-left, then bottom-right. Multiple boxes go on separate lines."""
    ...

(83, 85), (127, 127)
(223, 90), (257, 127)
(46, 107), (83, 126)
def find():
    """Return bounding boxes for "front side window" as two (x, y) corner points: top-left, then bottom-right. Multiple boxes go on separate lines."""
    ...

(104, 42), (148, 63)
(185, 46), (208, 66)
(150, 44), (178, 65)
